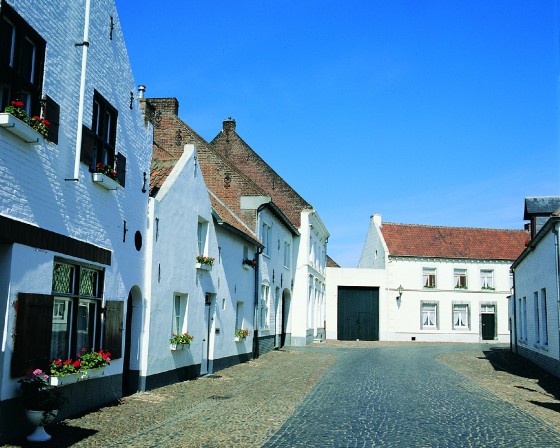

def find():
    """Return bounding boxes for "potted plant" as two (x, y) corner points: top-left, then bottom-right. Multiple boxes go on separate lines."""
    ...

(234, 328), (249, 342)
(92, 162), (121, 190)
(170, 332), (194, 350)
(49, 358), (82, 386)
(18, 369), (65, 442)
(242, 258), (256, 269)
(0, 100), (50, 142)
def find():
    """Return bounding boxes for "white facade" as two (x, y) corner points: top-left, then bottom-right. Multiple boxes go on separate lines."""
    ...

(144, 145), (256, 387)
(511, 217), (560, 375)
(0, 0), (152, 441)
(291, 210), (329, 346)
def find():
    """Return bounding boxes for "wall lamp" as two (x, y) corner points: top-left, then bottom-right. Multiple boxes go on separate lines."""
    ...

(397, 285), (404, 301)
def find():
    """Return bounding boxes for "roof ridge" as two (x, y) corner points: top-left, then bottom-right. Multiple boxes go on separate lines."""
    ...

(382, 222), (526, 232)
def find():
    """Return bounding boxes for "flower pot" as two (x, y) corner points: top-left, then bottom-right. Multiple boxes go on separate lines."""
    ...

(25, 409), (58, 442)
(82, 368), (105, 380)
(92, 172), (120, 190)
(170, 343), (187, 351)
(0, 113), (41, 143)
(195, 263), (212, 271)
(49, 373), (81, 386)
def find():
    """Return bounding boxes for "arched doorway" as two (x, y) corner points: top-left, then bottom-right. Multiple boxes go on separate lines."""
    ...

(122, 286), (143, 396)
(280, 289), (291, 348)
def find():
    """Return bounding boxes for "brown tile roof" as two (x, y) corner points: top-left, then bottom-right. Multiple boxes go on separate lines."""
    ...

(327, 255), (340, 268)
(380, 223), (528, 261)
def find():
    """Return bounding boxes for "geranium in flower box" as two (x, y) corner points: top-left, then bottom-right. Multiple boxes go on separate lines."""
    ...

(234, 328), (249, 341)
(170, 332), (194, 350)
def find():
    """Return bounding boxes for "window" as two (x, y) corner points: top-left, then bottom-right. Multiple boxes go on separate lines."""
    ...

(541, 289), (548, 346)
(235, 301), (244, 330)
(262, 222), (271, 256)
(453, 304), (469, 329)
(197, 219), (208, 256)
(454, 269), (467, 289)
(260, 284), (269, 329)
(522, 297), (527, 341)
(534, 291), (540, 343)
(81, 91), (126, 186)
(0, 3), (45, 117)
(422, 268), (436, 288)
(480, 270), (494, 290)
(421, 303), (438, 329)
(283, 241), (291, 269)
(172, 293), (188, 335)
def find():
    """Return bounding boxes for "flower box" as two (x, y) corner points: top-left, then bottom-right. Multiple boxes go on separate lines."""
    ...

(0, 113), (41, 143)
(234, 336), (245, 342)
(92, 172), (120, 190)
(170, 343), (189, 351)
(195, 263), (212, 271)
(82, 368), (105, 379)
(49, 373), (82, 387)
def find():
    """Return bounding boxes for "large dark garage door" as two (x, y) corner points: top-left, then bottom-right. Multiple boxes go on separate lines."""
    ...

(337, 286), (379, 341)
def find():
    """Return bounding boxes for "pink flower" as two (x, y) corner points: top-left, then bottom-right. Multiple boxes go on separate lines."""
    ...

(32, 369), (42, 375)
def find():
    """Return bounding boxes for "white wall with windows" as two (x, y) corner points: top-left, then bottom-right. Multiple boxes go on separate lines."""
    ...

(512, 222), (560, 371)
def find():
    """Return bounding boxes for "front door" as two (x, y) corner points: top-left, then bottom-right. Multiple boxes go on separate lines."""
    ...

(480, 306), (496, 341)
(200, 294), (213, 375)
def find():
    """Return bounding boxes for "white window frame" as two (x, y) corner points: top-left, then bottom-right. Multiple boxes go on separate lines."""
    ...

(453, 303), (469, 330)
(235, 301), (244, 331)
(422, 268), (436, 288)
(454, 269), (468, 289)
(421, 302), (438, 329)
(541, 288), (548, 346)
(260, 283), (270, 329)
(283, 240), (291, 269)
(262, 221), (272, 257)
(480, 270), (494, 290)
(172, 293), (188, 335)
(197, 218), (208, 256)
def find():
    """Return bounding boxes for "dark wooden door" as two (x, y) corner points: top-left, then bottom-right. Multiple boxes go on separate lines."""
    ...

(337, 287), (379, 341)
(481, 313), (495, 340)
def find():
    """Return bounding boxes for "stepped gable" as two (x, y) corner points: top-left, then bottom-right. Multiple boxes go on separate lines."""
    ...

(146, 99), (266, 216)
(209, 118), (313, 228)
(381, 223), (528, 261)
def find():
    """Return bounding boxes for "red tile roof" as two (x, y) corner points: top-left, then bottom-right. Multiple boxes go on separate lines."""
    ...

(380, 223), (528, 260)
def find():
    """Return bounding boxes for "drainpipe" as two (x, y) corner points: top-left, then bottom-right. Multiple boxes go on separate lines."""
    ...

(511, 273), (517, 354)
(68, 0), (91, 182)
(253, 246), (263, 360)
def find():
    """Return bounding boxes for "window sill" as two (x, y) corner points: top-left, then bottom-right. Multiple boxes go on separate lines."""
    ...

(0, 113), (41, 143)
(92, 172), (121, 191)
(195, 263), (212, 271)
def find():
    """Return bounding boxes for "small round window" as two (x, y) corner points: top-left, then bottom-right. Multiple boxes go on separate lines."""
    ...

(134, 231), (142, 251)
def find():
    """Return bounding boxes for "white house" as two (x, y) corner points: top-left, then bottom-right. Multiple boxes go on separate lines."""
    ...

(0, 0), (152, 441)
(511, 198), (560, 376)
(327, 214), (527, 343)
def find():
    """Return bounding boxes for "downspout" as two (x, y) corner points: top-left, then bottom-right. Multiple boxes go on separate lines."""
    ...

(253, 246), (263, 360)
(512, 271), (517, 354)
(68, 0), (91, 182)
(554, 225), (560, 360)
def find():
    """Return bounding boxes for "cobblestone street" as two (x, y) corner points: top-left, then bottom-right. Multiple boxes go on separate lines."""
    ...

(5, 341), (560, 447)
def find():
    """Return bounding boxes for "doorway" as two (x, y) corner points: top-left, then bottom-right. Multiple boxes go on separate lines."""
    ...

(200, 293), (215, 375)
(122, 287), (142, 395)
(337, 286), (379, 341)
(481, 304), (496, 340)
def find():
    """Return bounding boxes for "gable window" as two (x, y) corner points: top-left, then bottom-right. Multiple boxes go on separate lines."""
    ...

(480, 270), (494, 290)
(422, 268), (436, 288)
(197, 218), (208, 256)
(0, 3), (45, 117)
(283, 241), (291, 269)
(453, 304), (469, 329)
(172, 293), (188, 336)
(262, 222), (271, 256)
(421, 302), (438, 329)
(81, 91), (126, 186)
(454, 269), (467, 289)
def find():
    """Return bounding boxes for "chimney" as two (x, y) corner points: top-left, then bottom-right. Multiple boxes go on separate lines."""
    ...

(372, 213), (382, 228)
(223, 117), (236, 134)
(138, 84), (146, 99)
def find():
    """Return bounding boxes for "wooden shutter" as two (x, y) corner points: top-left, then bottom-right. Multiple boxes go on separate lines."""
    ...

(44, 95), (60, 144)
(116, 153), (126, 188)
(11, 293), (53, 377)
(104, 300), (124, 359)
(80, 125), (95, 170)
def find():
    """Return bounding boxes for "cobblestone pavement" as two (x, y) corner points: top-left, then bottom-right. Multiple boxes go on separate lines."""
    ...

(5, 341), (560, 447)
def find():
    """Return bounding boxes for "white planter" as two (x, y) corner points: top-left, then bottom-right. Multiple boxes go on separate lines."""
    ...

(25, 409), (58, 442)
(195, 263), (212, 271)
(0, 113), (41, 143)
(49, 373), (81, 386)
(234, 336), (242, 342)
(92, 172), (120, 190)
(82, 368), (105, 379)
(170, 343), (189, 351)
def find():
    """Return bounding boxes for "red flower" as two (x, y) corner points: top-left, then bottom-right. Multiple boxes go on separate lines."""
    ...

(73, 360), (81, 369)
(63, 359), (73, 365)
(42, 119), (50, 126)
(54, 359), (63, 366)
(10, 100), (24, 108)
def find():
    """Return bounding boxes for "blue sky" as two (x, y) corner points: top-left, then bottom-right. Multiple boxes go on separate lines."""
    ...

(117, 0), (559, 267)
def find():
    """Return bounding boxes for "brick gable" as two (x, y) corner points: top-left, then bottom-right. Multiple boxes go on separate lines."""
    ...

(209, 119), (312, 228)
(381, 223), (528, 260)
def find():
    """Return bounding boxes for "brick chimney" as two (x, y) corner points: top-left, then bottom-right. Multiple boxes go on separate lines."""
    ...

(223, 117), (236, 134)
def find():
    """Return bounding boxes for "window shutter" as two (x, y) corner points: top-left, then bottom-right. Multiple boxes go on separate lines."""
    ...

(44, 95), (60, 144)
(104, 300), (124, 359)
(11, 293), (53, 377)
(116, 153), (126, 188)
(80, 125), (95, 170)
